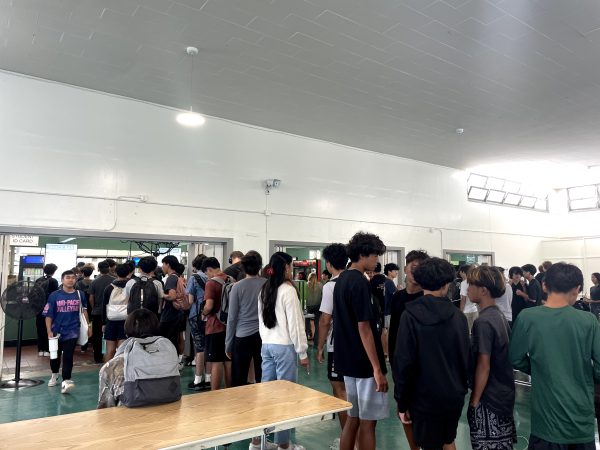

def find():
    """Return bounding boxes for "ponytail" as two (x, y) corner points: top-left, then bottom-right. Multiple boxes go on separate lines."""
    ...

(261, 252), (293, 329)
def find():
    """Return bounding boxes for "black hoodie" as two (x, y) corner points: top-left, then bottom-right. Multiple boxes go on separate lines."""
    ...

(393, 294), (470, 415)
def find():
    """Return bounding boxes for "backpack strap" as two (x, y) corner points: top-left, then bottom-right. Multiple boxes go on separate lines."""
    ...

(193, 274), (206, 290)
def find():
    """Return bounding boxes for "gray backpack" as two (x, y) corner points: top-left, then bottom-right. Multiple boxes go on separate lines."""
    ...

(120, 336), (181, 407)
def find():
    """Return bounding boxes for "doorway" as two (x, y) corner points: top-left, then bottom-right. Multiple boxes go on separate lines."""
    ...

(444, 250), (495, 267)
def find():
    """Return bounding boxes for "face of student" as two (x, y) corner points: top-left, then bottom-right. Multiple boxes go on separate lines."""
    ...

(467, 284), (484, 303)
(362, 254), (380, 272)
(523, 271), (532, 280)
(592, 275), (598, 285)
(322, 274), (330, 282)
(285, 264), (293, 280)
(62, 274), (77, 289)
(404, 261), (420, 285)
(511, 273), (522, 284)
(205, 267), (219, 278)
(388, 270), (398, 279)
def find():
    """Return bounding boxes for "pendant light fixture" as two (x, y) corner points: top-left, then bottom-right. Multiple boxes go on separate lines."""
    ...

(176, 46), (206, 127)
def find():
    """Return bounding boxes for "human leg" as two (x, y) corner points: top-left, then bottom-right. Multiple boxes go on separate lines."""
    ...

(36, 313), (49, 353)
(92, 315), (103, 362)
(50, 339), (63, 374)
(357, 420), (376, 450)
(231, 335), (254, 387)
(60, 338), (77, 380)
(104, 340), (117, 362)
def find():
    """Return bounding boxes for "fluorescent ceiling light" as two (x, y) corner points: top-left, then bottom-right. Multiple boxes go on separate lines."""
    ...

(520, 196), (536, 208)
(468, 186), (488, 201)
(504, 193), (522, 205)
(570, 198), (599, 210)
(486, 190), (505, 203)
(467, 174), (487, 188)
(485, 178), (504, 190)
(60, 237), (76, 243)
(176, 111), (206, 127)
(568, 185), (598, 200)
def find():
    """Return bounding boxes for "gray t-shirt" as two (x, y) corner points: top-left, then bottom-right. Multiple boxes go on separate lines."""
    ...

(89, 274), (115, 316)
(225, 277), (266, 353)
(471, 305), (515, 416)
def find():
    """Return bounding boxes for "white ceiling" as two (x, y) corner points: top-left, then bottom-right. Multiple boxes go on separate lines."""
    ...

(3, 0), (600, 171)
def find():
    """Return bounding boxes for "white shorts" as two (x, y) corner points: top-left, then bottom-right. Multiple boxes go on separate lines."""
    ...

(344, 376), (389, 421)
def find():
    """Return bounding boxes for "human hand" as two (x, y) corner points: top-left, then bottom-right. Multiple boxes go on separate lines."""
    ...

(102, 325), (106, 333)
(516, 290), (525, 297)
(226, 352), (232, 360)
(374, 370), (388, 393)
(398, 410), (412, 424)
(316, 348), (324, 364)
(88, 327), (93, 337)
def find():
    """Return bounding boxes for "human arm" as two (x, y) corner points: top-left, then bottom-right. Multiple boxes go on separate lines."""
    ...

(316, 312), (332, 364)
(89, 293), (95, 310)
(393, 313), (417, 414)
(470, 353), (491, 406)
(358, 321), (388, 392)
(201, 279), (220, 316)
(225, 284), (240, 356)
(509, 317), (531, 374)
(283, 284), (309, 365)
(163, 275), (177, 302)
(43, 295), (55, 338)
(102, 286), (112, 326)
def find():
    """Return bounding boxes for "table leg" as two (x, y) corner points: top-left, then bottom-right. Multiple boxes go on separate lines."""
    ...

(261, 434), (266, 450)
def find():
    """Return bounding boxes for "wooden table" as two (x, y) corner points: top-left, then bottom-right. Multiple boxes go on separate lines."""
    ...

(0, 380), (351, 449)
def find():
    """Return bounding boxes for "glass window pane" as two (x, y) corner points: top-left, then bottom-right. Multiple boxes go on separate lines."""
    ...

(520, 196), (536, 208)
(487, 190), (505, 203)
(504, 181), (520, 193)
(468, 186), (488, 201)
(504, 193), (522, 205)
(468, 174), (487, 188)
(534, 198), (547, 211)
(570, 198), (599, 210)
(568, 185), (598, 200)
(485, 178), (504, 190)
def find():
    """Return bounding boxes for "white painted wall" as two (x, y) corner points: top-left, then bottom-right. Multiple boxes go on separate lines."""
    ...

(0, 70), (559, 266)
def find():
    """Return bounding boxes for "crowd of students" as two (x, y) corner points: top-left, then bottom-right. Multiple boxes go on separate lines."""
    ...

(31, 233), (600, 450)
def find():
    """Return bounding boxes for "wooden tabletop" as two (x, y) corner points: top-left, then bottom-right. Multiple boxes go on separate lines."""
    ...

(0, 380), (351, 449)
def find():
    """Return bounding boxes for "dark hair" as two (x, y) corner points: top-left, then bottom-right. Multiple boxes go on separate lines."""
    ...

(81, 266), (93, 277)
(538, 265), (544, 273)
(322, 269), (332, 278)
(346, 232), (386, 263)
(76, 262), (86, 268)
(261, 252), (293, 329)
(544, 262), (583, 294)
(593, 272), (600, 282)
(297, 272), (306, 281)
(124, 309), (159, 338)
(115, 263), (131, 278)
(106, 258), (116, 268)
(98, 260), (110, 274)
(494, 266), (505, 274)
(521, 264), (537, 276)
(509, 266), (523, 277)
(230, 251), (244, 260)
(459, 264), (472, 275)
(43, 263), (58, 276)
(241, 251), (262, 276)
(201, 257), (220, 271)
(323, 243), (347, 270)
(125, 260), (136, 272)
(413, 257), (456, 291)
(162, 255), (179, 269)
(374, 262), (382, 273)
(61, 270), (75, 279)
(138, 256), (157, 274)
(542, 261), (553, 271)
(467, 266), (506, 298)
(384, 263), (400, 275)
(192, 254), (207, 271)
(174, 263), (186, 276)
(405, 250), (429, 265)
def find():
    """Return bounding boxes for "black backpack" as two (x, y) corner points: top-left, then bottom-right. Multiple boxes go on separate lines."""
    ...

(128, 276), (159, 315)
(34, 276), (51, 300)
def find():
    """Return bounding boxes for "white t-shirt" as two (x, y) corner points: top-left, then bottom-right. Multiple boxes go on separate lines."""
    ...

(460, 280), (478, 314)
(495, 282), (513, 322)
(319, 275), (338, 353)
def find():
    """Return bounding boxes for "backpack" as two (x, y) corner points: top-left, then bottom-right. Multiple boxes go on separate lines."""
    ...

(120, 336), (181, 407)
(106, 283), (128, 321)
(173, 276), (190, 310)
(127, 277), (159, 315)
(35, 276), (51, 300)
(210, 275), (235, 325)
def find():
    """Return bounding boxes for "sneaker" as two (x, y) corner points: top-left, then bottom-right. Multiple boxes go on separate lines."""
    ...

(249, 441), (278, 450)
(61, 380), (75, 394)
(178, 361), (185, 372)
(187, 381), (208, 391)
(48, 374), (60, 387)
(38, 351), (43, 357)
(43, 352), (50, 357)
(278, 445), (304, 450)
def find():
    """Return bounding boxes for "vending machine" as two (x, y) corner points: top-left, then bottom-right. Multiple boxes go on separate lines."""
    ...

(18, 255), (45, 281)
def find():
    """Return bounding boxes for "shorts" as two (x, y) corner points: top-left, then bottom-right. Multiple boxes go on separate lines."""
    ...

(344, 376), (389, 421)
(189, 317), (206, 353)
(104, 320), (126, 341)
(327, 352), (343, 383)
(178, 314), (187, 332)
(159, 319), (180, 350)
(205, 331), (228, 362)
(384, 315), (391, 329)
(468, 402), (516, 450)
(528, 436), (595, 450)
(411, 408), (462, 449)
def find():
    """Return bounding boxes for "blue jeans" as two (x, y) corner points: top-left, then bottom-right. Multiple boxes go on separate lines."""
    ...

(261, 344), (298, 444)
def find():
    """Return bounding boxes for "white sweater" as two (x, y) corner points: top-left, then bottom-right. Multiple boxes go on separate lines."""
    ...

(258, 283), (308, 360)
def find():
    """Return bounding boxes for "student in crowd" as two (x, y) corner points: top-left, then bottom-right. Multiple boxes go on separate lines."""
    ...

(370, 262), (386, 331)
(106, 258), (117, 277)
(226, 251), (266, 387)
(160, 255), (184, 350)
(518, 264), (543, 307)
(224, 250), (245, 281)
(124, 256), (163, 316)
(44, 270), (91, 394)
(173, 262), (189, 368)
(394, 257), (470, 450)
(101, 264), (131, 362)
(97, 309), (161, 408)
(467, 266), (516, 450)
(317, 243), (348, 449)
(509, 266), (528, 322)
(334, 232), (387, 450)
(460, 264), (478, 333)
(89, 260), (115, 363)
(186, 254), (210, 391)
(382, 263), (399, 359)
(536, 261), (552, 303)
(322, 270), (331, 283)
(259, 252), (309, 450)
(510, 262), (600, 449)
(35, 263), (59, 357)
(388, 250), (428, 450)
(201, 257), (232, 390)
(585, 272), (600, 317)
(493, 266), (513, 327)
(305, 272), (323, 345)
(76, 265), (94, 352)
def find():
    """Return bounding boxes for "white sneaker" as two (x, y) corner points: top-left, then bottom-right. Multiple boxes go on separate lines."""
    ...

(48, 374), (60, 387)
(38, 351), (43, 357)
(43, 352), (50, 357)
(249, 441), (278, 450)
(278, 444), (305, 450)
(61, 380), (75, 394)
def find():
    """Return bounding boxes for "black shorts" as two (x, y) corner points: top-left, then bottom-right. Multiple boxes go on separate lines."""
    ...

(412, 409), (462, 449)
(189, 317), (206, 353)
(178, 314), (187, 332)
(327, 352), (343, 382)
(204, 331), (228, 362)
(528, 436), (595, 450)
(104, 320), (126, 341)
(159, 319), (180, 350)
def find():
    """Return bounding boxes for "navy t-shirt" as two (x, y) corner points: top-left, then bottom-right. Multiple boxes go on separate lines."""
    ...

(333, 269), (387, 378)
(43, 289), (87, 341)
(161, 274), (182, 323)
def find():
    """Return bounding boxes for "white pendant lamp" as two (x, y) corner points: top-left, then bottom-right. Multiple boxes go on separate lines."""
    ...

(176, 46), (205, 127)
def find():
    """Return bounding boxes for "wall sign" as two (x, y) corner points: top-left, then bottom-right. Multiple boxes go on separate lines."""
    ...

(9, 235), (39, 247)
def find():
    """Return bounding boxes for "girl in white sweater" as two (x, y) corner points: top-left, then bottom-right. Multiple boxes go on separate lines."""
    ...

(258, 252), (309, 450)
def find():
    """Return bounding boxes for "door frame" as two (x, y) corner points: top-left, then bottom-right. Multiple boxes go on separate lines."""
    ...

(443, 249), (496, 266)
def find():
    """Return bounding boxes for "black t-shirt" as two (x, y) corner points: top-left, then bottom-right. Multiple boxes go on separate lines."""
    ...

(510, 281), (528, 321)
(89, 274), (115, 316)
(161, 274), (182, 323)
(591, 285), (600, 301)
(370, 274), (386, 321)
(389, 288), (423, 366)
(527, 278), (543, 306)
(471, 305), (515, 416)
(333, 269), (387, 378)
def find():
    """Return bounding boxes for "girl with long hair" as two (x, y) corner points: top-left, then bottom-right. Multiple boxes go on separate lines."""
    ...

(258, 252), (309, 450)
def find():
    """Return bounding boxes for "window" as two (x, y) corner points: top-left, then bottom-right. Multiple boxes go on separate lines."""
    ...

(466, 173), (548, 212)
(567, 185), (600, 211)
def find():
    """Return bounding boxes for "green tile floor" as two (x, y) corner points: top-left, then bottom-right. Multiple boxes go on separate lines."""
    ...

(0, 346), (571, 450)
